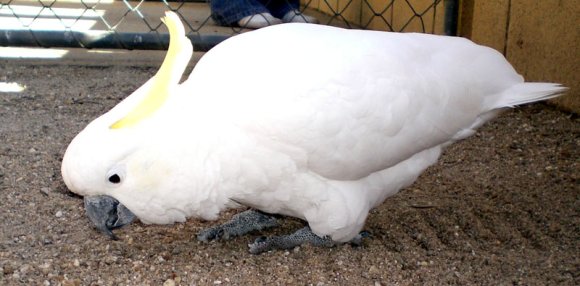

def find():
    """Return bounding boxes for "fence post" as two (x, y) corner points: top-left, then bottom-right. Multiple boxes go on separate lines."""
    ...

(444, 0), (460, 36)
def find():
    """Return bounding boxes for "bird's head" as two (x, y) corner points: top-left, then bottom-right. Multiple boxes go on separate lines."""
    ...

(61, 11), (193, 239)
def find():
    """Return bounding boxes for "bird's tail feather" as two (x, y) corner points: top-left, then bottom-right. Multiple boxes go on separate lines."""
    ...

(493, 82), (567, 109)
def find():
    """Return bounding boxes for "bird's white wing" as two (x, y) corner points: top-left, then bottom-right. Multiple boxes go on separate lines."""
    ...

(183, 24), (522, 180)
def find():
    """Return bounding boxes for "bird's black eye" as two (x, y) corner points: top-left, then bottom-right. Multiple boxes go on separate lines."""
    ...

(106, 165), (125, 186)
(108, 174), (121, 184)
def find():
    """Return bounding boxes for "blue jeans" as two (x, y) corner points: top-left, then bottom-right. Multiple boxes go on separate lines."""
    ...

(210, 0), (299, 26)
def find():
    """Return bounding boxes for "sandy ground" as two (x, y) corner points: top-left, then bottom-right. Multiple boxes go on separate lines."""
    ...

(0, 63), (578, 285)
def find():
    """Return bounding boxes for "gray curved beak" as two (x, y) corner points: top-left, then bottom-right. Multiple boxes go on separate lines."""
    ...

(84, 195), (136, 240)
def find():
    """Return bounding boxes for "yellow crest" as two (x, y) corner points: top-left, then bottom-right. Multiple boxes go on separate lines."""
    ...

(110, 11), (193, 129)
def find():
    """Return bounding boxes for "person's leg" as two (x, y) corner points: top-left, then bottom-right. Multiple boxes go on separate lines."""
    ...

(210, 0), (270, 26)
(259, 0), (298, 19)
(260, 0), (319, 24)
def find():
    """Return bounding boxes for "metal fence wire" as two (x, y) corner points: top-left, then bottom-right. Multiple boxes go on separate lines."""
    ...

(0, 0), (458, 51)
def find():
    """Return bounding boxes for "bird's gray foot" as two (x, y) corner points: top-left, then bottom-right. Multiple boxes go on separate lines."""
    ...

(349, 230), (371, 247)
(248, 227), (370, 254)
(248, 226), (335, 254)
(197, 209), (278, 242)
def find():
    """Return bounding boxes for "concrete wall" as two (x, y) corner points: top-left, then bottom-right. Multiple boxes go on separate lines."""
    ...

(305, 0), (578, 113)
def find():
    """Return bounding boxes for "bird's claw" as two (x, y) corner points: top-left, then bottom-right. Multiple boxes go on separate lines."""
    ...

(197, 226), (226, 242)
(247, 226), (335, 254)
(248, 228), (370, 254)
(197, 209), (278, 242)
(349, 230), (371, 247)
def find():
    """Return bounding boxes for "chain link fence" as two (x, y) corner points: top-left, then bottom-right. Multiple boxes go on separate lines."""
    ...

(0, 0), (457, 51)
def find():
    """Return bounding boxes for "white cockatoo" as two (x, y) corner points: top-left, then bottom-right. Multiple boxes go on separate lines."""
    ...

(61, 11), (566, 253)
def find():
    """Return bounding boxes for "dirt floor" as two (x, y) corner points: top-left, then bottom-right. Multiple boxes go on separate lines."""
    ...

(0, 63), (578, 286)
